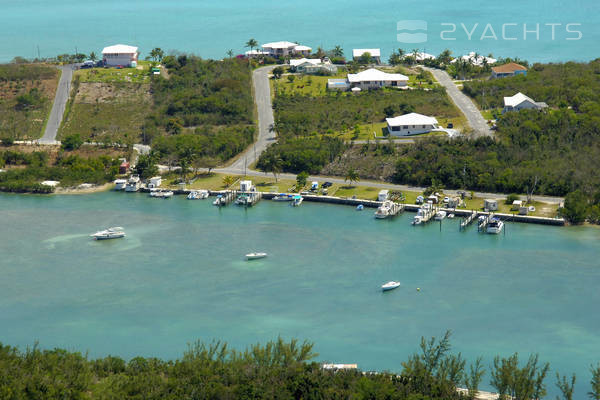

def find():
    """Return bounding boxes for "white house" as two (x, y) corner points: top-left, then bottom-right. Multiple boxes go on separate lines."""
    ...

(451, 52), (497, 67)
(245, 49), (269, 57)
(290, 58), (337, 74)
(352, 49), (381, 64)
(503, 92), (548, 113)
(261, 41), (312, 57)
(347, 68), (408, 90)
(101, 44), (138, 67)
(386, 113), (439, 136)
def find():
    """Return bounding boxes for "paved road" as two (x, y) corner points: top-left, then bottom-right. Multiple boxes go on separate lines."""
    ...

(39, 64), (74, 144)
(225, 65), (277, 173)
(423, 67), (493, 138)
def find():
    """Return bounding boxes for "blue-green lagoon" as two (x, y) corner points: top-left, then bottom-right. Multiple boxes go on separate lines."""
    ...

(1, 192), (599, 393)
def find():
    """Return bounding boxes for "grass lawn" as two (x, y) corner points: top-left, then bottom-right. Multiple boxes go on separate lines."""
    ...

(162, 173), (297, 193)
(75, 61), (154, 84)
(480, 108), (501, 121)
(272, 72), (347, 97)
(460, 195), (558, 218)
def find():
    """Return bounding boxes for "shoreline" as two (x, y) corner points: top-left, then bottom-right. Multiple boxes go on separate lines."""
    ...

(53, 182), (113, 195)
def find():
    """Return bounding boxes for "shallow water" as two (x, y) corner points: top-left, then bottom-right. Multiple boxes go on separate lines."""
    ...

(0, 0), (597, 62)
(1, 191), (599, 395)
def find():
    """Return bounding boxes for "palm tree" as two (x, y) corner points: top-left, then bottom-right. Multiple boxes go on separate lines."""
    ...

(89, 52), (97, 62)
(150, 47), (164, 62)
(222, 175), (235, 188)
(245, 38), (258, 55)
(412, 48), (419, 63)
(226, 49), (234, 59)
(344, 169), (360, 186)
(332, 45), (344, 58)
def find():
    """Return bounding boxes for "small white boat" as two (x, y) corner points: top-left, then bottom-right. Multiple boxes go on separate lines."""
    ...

(246, 252), (267, 260)
(381, 281), (401, 291)
(487, 217), (504, 234)
(434, 210), (447, 221)
(213, 195), (224, 206)
(150, 189), (173, 198)
(114, 179), (127, 190)
(90, 227), (125, 240)
(291, 195), (303, 207)
(162, 190), (173, 198)
(273, 193), (293, 201)
(187, 190), (209, 200)
(356, 204), (364, 211)
(375, 201), (392, 219)
(412, 215), (423, 225)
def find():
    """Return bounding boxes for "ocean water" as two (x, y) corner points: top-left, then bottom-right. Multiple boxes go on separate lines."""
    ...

(0, 0), (598, 63)
(0, 191), (599, 396)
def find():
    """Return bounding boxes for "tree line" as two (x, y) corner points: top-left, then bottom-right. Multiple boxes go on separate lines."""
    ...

(1, 333), (599, 399)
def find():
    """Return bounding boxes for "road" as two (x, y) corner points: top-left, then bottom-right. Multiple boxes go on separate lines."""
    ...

(39, 64), (74, 144)
(224, 65), (277, 173)
(423, 67), (493, 138)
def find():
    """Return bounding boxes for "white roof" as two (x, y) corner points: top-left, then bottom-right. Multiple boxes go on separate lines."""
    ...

(353, 48), (381, 58)
(245, 50), (269, 55)
(414, 52), (435, 61)
(290, 58), (321, 67)
(386, 113), (438, 127)
(348, 68), (408, 83)
(451, 52), (497, 66)
(102, 44), (138, 54)
(262, 41), (298, 49)
(504, 92), (535, 107)
(294, 45), (312, 51)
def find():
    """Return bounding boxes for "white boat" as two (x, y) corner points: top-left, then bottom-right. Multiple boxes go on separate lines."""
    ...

(187, 190), (209, 200)
(291, 195), (303, 207)
(114, 179), (127, 190)
(125, 175), (141, 192)
(374, 200), (393, 219)
(412, 215), (423, 225)
(273, 193), (293, 201)
(90, 227), (125, 240)
(356, 204), (364, 211)
(246, 252), (267, 260)
(487, 217), (504, 234)
(213, 195), (224, 206)
(381, 281), (401, 291)
(150, 189), (173, 198)
(434, 210), (447, 220)
(162, 190), (173, 198)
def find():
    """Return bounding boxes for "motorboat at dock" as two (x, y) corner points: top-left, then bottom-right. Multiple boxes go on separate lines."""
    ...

(113, 179), (127, 190)
(291, 195), (303, 207)
(187, 190), (209, 200)
(486, 217), (504, 234)
(124, 175), (141, 192)
(273, 193), (293, 201)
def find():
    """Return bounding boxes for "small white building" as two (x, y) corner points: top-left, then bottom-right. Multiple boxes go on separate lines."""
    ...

(290, 58), (337, 74)
(352, 49), (381, 64)
(347, 68), (408, 90)
(511, 199), (523, 211)
(378, 190), (389, 201)
(148, 176), (162, 188)
(261, 41), (312, 57)
(240, 180), (253, 192)
(101, 44), (139, 67)
(484, 199), (498, 211)
(503, 92), (548, 113)
(451, 52), (497, 67)
(386, 113), (439, 136)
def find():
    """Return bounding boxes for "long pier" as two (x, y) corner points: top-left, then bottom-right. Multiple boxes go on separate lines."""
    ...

(460, 211), (477, 231)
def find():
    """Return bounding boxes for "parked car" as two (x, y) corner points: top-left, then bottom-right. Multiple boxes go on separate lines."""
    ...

(447, 123), (454, 129)
(322, 182), (333, 188)
(80, 60), (95, 69)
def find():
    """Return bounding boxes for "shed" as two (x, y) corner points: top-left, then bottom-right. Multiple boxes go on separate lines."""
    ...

(519, 206), (529, 215)
(511, 199), (523, 211)
(148, 176), (162, 188)
(119, 161), (130, 174)
(378, 190), (389, 202)
(484, 199), (498, 211)
(240, 180), (253, 192)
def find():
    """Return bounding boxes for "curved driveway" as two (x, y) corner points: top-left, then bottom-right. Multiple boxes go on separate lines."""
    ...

(39, 64), (74, 144)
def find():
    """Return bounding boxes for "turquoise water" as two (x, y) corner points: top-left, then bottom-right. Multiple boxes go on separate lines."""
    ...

(0, 0), (598, 63)
(1, 192), (599, 395)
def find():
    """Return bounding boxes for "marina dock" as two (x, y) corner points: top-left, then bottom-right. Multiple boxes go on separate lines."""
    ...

(460, 211), (477, 231)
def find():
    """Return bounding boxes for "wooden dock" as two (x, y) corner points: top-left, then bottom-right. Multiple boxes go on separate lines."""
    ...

(478, 213), (492, 232)
(460, 211), (477, 231)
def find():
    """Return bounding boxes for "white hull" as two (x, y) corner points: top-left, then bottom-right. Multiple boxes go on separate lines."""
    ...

(187, 190), (209, 200)
(486, 219), (504, 234)
(381, 281), (401, 291)
(246, 253), (267, 260)
(91, 227), (125, 240)
(434, 211), (446, 221)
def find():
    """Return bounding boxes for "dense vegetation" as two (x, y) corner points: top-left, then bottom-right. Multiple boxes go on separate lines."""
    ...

(0, 64), (59, 140)
(272, 88), (459, 137)
(1, 334), (598, 399)
(0, 149), (120, 193)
